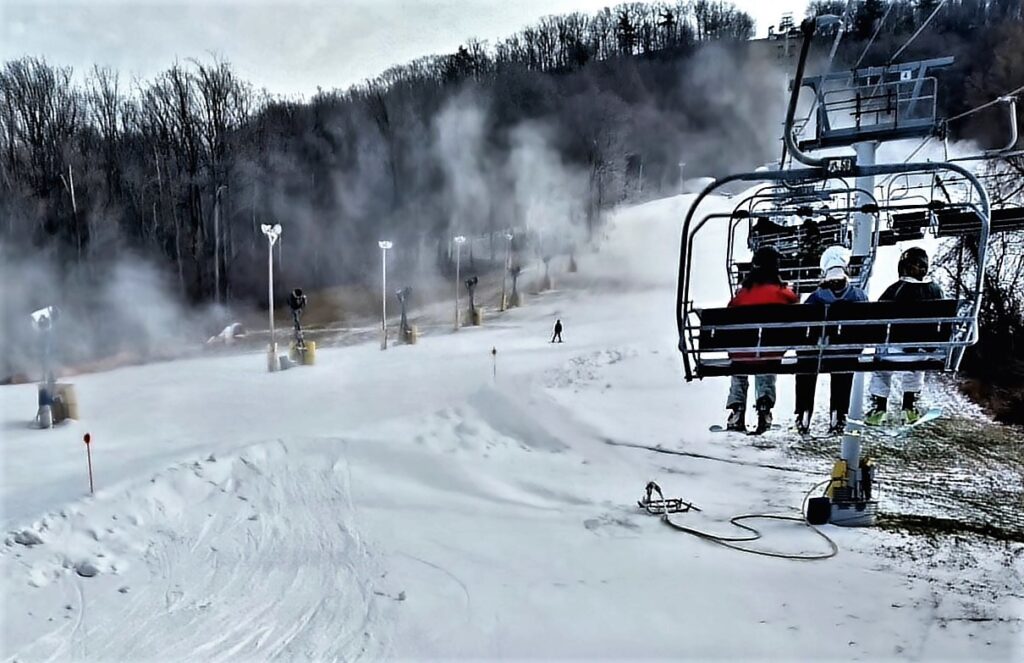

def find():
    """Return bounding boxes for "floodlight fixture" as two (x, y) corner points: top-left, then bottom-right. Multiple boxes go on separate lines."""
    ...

(261, 223), (282, 246)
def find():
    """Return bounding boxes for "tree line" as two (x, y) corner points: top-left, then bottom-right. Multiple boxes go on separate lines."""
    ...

(0, 1), (759, 309)
(2, 0), (1024, 410)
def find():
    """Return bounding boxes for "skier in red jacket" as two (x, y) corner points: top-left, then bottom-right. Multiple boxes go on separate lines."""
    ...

(725, 246), (798, 433)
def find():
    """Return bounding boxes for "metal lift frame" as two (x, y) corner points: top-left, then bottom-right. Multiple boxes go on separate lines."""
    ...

(676, 161), (990, 383)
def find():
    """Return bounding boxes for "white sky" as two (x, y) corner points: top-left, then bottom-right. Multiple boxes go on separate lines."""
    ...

(1, 0), (808, 97)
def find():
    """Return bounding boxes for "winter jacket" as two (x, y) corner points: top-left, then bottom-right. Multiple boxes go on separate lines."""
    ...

(804, 280), (868, 306)
(727, 283), (798, 363)
(878, 277), (945, 353)
(878, 277), (944, 302)
(728, 283), (799, 308)
(803, 280), (868, 359)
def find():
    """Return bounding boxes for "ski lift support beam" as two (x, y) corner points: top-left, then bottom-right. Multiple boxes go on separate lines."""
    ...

(785, 18), (954, 161)
(798, 58), (954, 151)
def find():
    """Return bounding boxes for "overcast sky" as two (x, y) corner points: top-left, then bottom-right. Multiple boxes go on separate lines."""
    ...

(1, 0), (808, 97)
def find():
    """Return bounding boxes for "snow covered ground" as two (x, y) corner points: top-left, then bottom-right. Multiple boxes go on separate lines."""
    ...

(2, 194), (1021, 661)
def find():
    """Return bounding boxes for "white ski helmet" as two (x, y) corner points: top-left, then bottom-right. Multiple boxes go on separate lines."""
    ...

(819, 245), (851, 280)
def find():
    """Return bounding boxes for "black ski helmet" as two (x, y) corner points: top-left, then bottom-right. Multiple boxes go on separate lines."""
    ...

(751, 246), (781, 275)
(898, 246), (929, 279)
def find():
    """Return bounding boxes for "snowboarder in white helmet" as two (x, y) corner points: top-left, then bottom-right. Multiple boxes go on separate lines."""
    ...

(794, 246), (867, 435)
(865, 246), (943, 425)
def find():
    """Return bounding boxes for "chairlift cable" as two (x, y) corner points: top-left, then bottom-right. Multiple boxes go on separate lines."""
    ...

(854, 1), (895, 69)
(790, 1), (854, 153)
(947, 82), (1024, 123)
(825, 0), (855, 73)
(888, 0), (948, 64)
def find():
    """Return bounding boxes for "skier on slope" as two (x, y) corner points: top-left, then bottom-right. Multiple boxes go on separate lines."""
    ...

(551, 319), (563, 343)
(725, 246), (798, 434)
(865, 246), (943, 425)
(793, 245), (868, 435)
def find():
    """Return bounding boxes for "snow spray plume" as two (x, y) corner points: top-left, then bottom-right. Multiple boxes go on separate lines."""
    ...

(0, 249), (228, 381)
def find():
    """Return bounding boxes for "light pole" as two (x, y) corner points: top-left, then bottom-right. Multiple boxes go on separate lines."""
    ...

(453, 235), (466, 330)
(378, 240), (392, 349)
(501, 231), (513, 311)
(261, 223), (282, 372)
(214, 184), (227, 304)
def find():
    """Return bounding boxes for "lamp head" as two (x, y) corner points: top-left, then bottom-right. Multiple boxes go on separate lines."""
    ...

(378, 240), (393, 250)
(31, 305), (58, 331)
(261, 223), (282, 245)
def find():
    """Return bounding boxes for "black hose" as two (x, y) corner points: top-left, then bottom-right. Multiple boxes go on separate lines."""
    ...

(647, 479), (840, 561)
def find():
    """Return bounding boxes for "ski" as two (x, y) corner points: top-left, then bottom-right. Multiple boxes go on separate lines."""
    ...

(848, 407), (942, 438)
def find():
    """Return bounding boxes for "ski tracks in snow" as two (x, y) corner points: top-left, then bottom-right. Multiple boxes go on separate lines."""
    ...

(2, 438), (392, 661)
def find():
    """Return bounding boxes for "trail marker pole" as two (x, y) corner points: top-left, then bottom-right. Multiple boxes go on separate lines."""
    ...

(83, 433), (94, 494)
(491, 347), (497, 382)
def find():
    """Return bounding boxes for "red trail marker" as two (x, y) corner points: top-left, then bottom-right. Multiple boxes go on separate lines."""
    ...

(83, 433), (94, 494)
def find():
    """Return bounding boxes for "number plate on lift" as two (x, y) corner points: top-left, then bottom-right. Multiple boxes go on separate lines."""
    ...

(824, 156), (857, 176)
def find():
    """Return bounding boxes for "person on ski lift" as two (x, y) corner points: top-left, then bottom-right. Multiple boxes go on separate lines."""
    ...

(794, 245), (868, 435)
(725, 246), (798, 434)
(865, 246), (943, 425)
(798, 217), (823, 263)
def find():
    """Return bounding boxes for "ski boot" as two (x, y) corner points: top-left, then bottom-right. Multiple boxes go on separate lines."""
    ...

(864, 396), (888, 426)
(901, 392), (924, 424)
(726, 406), (746, 432)
(753, 397), (773, 435)
(795, 410), (811, 436)
(827, 411), (847, 436)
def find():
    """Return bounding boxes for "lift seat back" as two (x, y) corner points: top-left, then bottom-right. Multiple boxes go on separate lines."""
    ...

(689, 300), (961, 377)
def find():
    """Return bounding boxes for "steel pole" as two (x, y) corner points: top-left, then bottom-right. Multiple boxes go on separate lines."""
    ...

(381, 247), (388, 349)
(268, 238), (276, 370)
(455, 244), (461, 330)
(501, 238), (510, 311)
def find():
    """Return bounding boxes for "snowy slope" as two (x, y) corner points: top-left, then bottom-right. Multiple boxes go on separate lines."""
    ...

(2, 194), (1021, 661)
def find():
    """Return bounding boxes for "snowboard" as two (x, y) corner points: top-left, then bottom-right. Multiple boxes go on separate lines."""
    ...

(848, 407), (942, 438)
(709, 423), (781, 436)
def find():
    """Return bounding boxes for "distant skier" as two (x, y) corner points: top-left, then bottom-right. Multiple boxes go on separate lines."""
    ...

(551, 319), (563, 343)
(725, 246), (798, 434)
(865, 247), (943, 425)
(288, 288), (307, 347)
(794, 246), (868, 435)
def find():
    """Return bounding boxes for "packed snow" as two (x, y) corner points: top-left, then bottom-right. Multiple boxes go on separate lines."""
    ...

(2, 194), (1021, 661)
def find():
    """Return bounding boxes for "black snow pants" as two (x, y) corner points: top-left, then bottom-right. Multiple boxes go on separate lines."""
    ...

(795, 373), (854, 418)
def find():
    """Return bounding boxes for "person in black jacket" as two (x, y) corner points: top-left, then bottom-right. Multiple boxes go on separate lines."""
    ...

(551, 319), (563, 343)
(288, 288), (307, 346)
(865, 247), (943, 425)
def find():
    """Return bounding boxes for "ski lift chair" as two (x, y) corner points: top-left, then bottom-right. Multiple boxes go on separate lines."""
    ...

(725, 184), (874, 295)
(678, 163), (990, 382)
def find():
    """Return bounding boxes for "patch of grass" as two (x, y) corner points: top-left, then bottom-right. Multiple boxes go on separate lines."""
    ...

(786, 416), (1024, 542)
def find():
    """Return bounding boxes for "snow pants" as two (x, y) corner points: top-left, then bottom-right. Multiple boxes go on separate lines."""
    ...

(794, 373), (854, 417)
(869, 371), (923, 399)
(728, 375), (776, 411)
